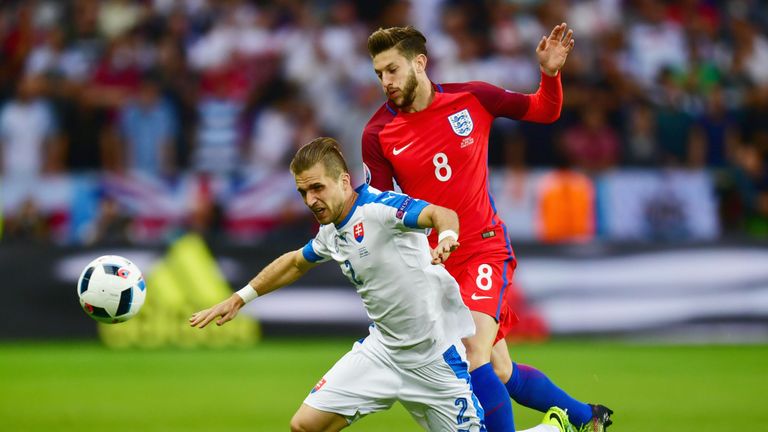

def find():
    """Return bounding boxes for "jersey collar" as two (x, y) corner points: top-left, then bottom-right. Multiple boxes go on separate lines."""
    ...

(335, 184), (377, 229)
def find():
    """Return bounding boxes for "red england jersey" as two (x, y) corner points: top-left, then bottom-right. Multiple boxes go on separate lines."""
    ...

(362, 74), (563, 263)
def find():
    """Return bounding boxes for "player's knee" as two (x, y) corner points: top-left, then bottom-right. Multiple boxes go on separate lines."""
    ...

(491, 356), (513, 382)
(289, 414), (314, 432)
(462, 339), (492, 370)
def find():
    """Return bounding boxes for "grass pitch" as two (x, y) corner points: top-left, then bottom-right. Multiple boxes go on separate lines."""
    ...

(1, 339), (766, 431)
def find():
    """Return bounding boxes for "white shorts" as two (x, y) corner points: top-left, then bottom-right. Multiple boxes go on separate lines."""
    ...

(303, 338), (485, 431)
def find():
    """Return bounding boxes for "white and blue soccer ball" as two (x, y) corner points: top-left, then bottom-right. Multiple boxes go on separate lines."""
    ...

(77, 255), (146, 324)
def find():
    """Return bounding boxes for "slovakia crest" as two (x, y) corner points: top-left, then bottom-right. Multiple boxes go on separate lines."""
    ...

(311, 378), (327, 394)
(448, 109), (474, 137)
(353, 222), (365, 243)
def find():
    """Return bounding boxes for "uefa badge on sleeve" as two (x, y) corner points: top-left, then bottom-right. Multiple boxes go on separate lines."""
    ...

(353, 222), (365, 243)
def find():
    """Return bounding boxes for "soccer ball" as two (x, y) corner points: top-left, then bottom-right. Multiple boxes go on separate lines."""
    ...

(77, 255), (146, 324)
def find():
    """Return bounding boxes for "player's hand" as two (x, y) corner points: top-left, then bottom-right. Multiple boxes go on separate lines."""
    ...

(536, 22), (574, 77)
(189, 294), (245, 328)
(431, 239), (460, 265)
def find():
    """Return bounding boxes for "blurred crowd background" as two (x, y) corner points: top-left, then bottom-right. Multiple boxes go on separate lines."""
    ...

(2, 0), (768, 246)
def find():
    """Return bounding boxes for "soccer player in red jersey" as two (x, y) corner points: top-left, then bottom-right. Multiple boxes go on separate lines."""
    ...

(362, 25), (613, 432)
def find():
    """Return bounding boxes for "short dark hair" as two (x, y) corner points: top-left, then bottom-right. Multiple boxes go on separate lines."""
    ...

(367, 26), (428, 59)
(290, 137), (350, 179)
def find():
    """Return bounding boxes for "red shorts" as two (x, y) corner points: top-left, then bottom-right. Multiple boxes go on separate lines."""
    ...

(445, 235), (519, 344)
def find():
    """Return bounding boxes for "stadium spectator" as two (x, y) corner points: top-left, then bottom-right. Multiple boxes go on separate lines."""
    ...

(244, 78), (303, 172)
(623, 101), (659, 166)
(117, 74), (177, 176)
(536, 163), (596, 243)
(25, 28), (90, 82)
(694, 85), (739, 168)
(83, 195), (132, 245)
(0, 75), (64, 178)
(626, 0), (688, 87)
(653, 67), (696, 166)
(192, 71), (243, 175)
(560, 104), (620, 173)
(3, 197), (49, 242)
(97, 0), (144, 40)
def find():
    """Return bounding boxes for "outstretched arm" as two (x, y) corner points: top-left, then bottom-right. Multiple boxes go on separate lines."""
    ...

(189, 249), (316, 328)
(520, 23), (574, 122)
(416, 204), (460, 265)
(459, 23), (573, 124)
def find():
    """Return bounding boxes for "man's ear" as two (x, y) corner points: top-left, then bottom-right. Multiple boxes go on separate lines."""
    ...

(340, 172), (352, 190)
(413, 54), (427, 74)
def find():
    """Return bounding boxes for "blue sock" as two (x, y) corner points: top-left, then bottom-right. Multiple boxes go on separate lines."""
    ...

(471, 362), (515, 432)
(505, 362), (593, 427)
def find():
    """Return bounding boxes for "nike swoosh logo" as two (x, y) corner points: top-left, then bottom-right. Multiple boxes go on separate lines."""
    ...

(392, 143), (413, 155)
(470, 293), (493, 300)
(549, 413), (564, 430)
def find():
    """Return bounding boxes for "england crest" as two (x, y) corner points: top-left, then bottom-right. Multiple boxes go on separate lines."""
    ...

(353, 222), (365, 243)
(448, 109), (474, 137)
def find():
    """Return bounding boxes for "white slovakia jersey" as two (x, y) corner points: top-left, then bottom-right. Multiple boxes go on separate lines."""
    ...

(302, 185), (475, 368)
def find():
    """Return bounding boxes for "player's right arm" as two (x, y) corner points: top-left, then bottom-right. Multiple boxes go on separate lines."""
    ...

(362, 113), (396, 191)
(416, 204), (460, 265)
(189, 249), (316, 328)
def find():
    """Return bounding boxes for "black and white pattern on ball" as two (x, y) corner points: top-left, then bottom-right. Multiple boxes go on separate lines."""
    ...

(102, 264), (121, 276)
(79, 266), (95, 294)
(116, 287), (133, 316)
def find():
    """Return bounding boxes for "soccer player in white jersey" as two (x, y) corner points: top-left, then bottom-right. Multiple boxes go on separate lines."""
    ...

(190, 137), (572, 432)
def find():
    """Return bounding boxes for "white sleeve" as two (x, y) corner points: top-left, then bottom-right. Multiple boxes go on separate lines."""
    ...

(301, 228), (333, 263)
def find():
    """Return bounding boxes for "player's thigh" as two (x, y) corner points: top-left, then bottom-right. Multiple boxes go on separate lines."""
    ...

(400, 344), (485, 432)
(303, 341), (398, 424)
(290, 404), (349, 432)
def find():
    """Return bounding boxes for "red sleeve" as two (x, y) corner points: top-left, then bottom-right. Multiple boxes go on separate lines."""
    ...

(520, 72), (562, 123)
(451, 72), (562, 123)
(362, 109), (395, 191)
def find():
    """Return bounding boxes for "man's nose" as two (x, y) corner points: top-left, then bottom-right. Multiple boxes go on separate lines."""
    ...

(306, 192), (317, 206)
(383, 73), (394, 88)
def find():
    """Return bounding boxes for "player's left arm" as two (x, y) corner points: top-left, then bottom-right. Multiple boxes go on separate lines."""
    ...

(416, 204), (460, 265)
(464, 24), (573, 124)
(521, 22), (574, 123)
(362, 125), (395, 191)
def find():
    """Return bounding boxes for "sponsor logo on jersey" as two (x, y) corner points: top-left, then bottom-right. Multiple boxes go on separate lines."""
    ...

(310, 378), (327, 394)
(353, 222), (365, 242)
(448, 109), (474, 137)
(471, 293), (493, 300)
